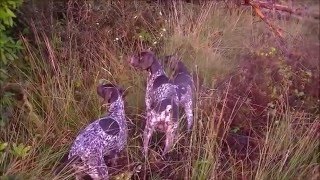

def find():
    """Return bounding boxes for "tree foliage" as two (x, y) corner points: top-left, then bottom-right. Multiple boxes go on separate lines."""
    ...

(0, 0), (23, 128)
(0, 0), (23, 83)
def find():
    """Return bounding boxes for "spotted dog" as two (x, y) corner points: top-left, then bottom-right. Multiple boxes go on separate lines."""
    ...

(129, 50), (179, 157)
(163, 55), (195, 132)
(67, 83), (127, 180)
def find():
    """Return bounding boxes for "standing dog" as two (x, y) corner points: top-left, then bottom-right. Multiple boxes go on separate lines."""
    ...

(129, 51), (179, 157)
(163, 55), (195, 132)
(67, 83), (127, 180)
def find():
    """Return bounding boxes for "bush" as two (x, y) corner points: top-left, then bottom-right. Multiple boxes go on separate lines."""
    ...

(0, 0), (23, 127)
(0, 0), (23, 84)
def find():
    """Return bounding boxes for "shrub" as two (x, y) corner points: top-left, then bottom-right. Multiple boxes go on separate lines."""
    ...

(0, 0), (23, 84)
(0, 0), (23, 127)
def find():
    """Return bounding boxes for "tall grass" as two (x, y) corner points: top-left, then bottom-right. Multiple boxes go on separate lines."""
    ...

(0, 1), (318, 179)
(255, 105), (319, 180)
(162, 2), (254, 85)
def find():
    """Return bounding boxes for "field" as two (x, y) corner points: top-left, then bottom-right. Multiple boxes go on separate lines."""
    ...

(0, 1), (319, 180)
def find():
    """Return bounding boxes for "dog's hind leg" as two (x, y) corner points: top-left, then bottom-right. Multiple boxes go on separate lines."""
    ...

(163, 123), (178, 156)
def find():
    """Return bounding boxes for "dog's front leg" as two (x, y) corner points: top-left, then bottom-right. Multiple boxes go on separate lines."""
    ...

(85, 154), (109, 180)
(143, 117), (154, 159)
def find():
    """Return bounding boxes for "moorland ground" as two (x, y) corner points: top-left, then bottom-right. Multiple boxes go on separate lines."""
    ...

(0, 1), (319, 180)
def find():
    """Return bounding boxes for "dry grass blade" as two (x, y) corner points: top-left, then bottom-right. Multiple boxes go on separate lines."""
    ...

(0, 1), (318, 180)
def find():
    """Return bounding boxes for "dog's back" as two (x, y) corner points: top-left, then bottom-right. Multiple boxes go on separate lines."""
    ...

(129, 51), (180, 156)
(162, 55), (195, 132)
(56, 84), (127, 179)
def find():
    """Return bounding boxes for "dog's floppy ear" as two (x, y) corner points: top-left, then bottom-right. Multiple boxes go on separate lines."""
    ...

(97, 83), (115, 104)
(101, 88), (114, 104)
(138, 50), (156, 70)
(97, 85), (105, 98)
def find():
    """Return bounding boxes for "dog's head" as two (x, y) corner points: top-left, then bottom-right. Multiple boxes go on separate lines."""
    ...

(97, 83), (126, 104)
(128, 50), (156, 70)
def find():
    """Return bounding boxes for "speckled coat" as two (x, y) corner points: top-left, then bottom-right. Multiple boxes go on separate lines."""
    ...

(144, 61), (179, 156)
(68, 95), (127, 180)
(129, 51), (180, 156)
(172, 61), (195, 132)
(145, 68), (179, 113)
(162, 55), (195, 132)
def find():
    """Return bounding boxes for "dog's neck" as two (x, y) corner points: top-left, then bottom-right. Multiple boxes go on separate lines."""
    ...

(107, 97), (125, 118)
(107, 97), (127, 141)
(148, 60), (165, 79)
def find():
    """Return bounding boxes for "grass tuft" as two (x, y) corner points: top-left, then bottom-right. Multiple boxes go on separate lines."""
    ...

(0, 1), (318, 179)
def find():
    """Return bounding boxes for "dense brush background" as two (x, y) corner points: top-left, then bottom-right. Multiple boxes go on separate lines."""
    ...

(0, 0), (319, 179)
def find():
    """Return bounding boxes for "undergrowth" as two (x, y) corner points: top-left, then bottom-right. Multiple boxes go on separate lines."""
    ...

(0, 1), (319, 180)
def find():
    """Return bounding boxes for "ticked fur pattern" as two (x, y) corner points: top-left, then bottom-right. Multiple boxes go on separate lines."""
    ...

(68, 85), (127, 180)
(129, 51), (179, 157)
(162, 55), (195, 132)
(145, 68), (179, 156)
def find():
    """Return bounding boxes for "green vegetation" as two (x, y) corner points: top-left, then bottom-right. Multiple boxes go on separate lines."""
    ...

(0, 1), (319, 179)
(0, 0), (23, 130)
(0, 0), (23, 83)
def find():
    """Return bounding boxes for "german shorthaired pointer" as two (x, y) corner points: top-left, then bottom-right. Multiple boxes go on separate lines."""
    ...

(67, 83), (127, 180)
(162, 55), (195, 132)
(129, 50), (179, 157)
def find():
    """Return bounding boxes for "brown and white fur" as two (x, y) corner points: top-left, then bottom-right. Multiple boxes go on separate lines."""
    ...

(162, 55), (195, 132)
(61, 84), (127, 180)
(129, 50), (179, 157)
